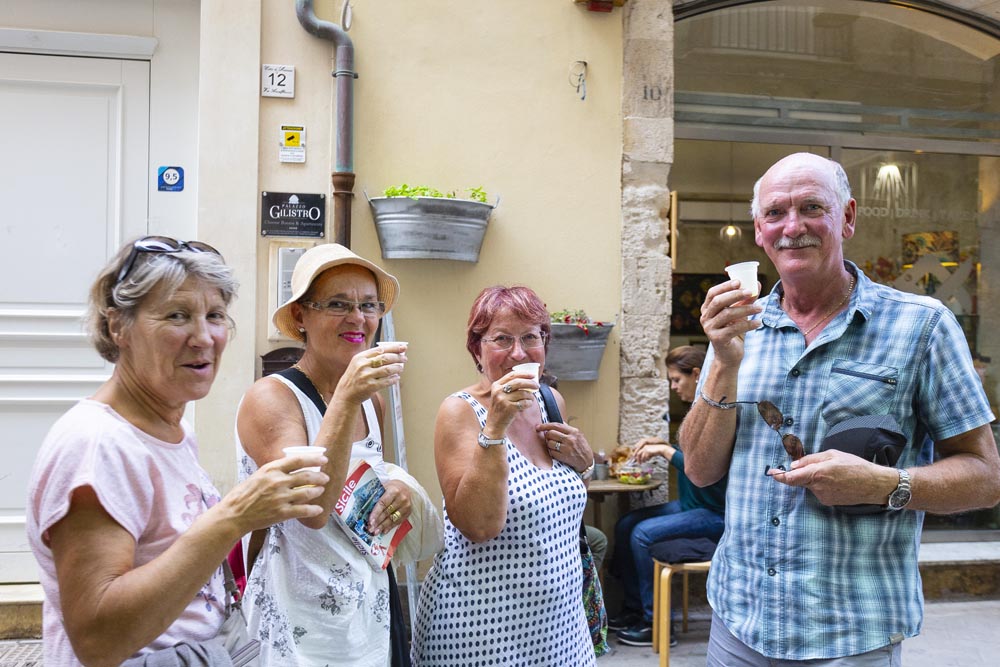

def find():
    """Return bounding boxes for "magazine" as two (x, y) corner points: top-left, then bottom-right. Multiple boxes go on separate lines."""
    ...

(333, 459), (412, 570)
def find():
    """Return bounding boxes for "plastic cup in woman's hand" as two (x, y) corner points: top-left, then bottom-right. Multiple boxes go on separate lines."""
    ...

(282, 446), (324, 474)
(512, 362), (540, 382)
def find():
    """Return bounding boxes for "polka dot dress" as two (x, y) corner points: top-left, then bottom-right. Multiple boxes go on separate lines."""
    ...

(411, 392), (595, 667)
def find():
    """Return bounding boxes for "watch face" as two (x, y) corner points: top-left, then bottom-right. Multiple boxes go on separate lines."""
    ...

(889, 488), (912, 509)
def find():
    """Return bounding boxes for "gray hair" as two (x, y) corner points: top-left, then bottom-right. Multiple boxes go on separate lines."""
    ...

(750, 155), (852, 219)
(86, 240), (239, 362)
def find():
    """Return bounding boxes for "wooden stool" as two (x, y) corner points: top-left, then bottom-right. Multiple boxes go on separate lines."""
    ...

(652, 558), (711, 667)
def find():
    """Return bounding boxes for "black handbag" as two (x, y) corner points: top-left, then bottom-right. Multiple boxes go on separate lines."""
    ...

(538, 383), (610, 656)
(819, 414), (907, 515)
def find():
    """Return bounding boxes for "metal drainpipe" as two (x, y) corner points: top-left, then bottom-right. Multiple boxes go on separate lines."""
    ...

(295, 0), (356, 247)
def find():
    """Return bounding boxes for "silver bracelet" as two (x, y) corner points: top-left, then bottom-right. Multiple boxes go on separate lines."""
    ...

(697, 392), (738, 410)
(577, 461), (595, 481)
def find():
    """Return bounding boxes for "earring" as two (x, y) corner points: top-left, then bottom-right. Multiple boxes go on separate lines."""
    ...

(298, 327), (305, 333)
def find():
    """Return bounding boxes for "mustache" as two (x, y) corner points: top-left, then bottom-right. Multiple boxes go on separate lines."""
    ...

(773, 235), (822, 250)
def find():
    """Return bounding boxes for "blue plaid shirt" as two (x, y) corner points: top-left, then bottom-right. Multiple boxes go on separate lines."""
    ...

(699, 261), (994, 660)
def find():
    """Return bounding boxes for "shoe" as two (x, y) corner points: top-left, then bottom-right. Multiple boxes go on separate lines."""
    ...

(669, 626), (679, 648)
(616, 623), (653, 646)
(607, 609), (641, 631)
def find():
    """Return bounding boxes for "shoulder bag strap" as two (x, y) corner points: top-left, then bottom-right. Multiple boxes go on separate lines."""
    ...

(538, 383), (563, 424)
(276, 367), (327, 416)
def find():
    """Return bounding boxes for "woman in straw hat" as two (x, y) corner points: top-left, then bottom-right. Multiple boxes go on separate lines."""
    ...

(236, 244), (442, 667)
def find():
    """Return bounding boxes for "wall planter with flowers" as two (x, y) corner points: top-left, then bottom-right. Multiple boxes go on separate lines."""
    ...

(367, 184), (497, 263)
(545, 309), (614, 381)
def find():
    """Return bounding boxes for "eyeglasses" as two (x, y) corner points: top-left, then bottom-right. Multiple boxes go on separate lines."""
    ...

(482, 332), (548, 350)
(757, 400), (805, 461)
(117, 236), (222, 284)
(302, 299), (386, 317)
(699, 394), (804, 463)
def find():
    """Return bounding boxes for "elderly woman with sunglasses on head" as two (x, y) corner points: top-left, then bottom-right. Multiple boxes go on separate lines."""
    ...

(411, 285), (598, 667)
(235, 244), (441, 667)
(27, 236), (329, 667)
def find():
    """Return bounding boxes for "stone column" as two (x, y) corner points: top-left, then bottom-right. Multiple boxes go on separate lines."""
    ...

(619, 0), (674, 453)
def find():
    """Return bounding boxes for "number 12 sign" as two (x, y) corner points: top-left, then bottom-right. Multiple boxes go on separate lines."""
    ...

(262, 64), (295, 98)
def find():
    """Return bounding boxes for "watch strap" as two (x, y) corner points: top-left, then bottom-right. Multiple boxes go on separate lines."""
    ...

(477, 431), (506, 448)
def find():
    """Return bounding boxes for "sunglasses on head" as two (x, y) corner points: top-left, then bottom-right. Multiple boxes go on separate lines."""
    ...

(116, 236), (222, 284)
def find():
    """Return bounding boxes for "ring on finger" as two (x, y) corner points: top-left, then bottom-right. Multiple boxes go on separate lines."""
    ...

(371, 357), (384, 369)
(502, 383), (514, 394)
(386, 504), (396, 514)
(390, 510), (402, 523)
(554, 441), (562, 452)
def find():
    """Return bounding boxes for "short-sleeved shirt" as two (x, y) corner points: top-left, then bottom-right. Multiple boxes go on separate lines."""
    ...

(699, 261), (995, 660)
(27, 399), (226, 667)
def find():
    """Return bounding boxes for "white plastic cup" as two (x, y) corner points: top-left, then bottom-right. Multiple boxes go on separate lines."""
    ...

(512, 362), (540, 382)
(282, 446), (324, 474)
(725, 261), (760, 297)
(376, 341), (408, 351)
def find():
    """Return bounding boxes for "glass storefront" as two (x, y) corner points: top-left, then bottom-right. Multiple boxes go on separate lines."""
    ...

(671, 1), (1000, 535)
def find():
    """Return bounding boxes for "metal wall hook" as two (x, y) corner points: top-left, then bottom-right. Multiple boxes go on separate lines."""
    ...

(341, 0), (353, 30)
(569, 61), (587, 101)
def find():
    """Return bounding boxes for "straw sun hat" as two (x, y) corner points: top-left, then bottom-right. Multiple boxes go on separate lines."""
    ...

(272, 244), (400, 342)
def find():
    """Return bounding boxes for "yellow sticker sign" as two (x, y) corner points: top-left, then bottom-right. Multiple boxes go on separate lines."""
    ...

(279, 125), (306, 163)
(281, 125), (303, 147)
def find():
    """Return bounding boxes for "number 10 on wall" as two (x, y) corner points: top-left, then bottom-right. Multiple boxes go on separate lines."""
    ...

(262, 64), (295, 98)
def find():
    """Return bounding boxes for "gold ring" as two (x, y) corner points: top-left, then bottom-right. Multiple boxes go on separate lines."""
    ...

(371, 357), (384, 369)
(386, 504), (396, 514)
(390, 510), (402, 523)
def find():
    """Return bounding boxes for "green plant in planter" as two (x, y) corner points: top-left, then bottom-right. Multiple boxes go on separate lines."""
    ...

(549, 309), (609, 335)
(382, 183), (488, 204)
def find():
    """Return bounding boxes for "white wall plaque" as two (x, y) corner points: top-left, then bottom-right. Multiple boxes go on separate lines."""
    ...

(262, 64), (295, 98)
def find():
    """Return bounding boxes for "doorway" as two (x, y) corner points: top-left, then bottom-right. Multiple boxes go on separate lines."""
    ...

(0, 52), (149, 581)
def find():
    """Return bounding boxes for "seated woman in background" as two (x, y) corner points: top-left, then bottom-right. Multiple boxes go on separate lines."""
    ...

(27, 236), (328, 666)
(609, 345), (727, 648)
(411, 285), (598, 667)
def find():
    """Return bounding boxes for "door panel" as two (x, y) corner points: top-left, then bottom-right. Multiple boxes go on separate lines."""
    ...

(0, 52), (149, 582)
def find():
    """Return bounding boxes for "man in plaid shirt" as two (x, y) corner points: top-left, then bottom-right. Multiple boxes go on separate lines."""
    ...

(680, 152), (1000, 665)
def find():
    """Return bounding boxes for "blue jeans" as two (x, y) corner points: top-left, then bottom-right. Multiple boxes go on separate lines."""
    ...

(610, 500), (725, 623)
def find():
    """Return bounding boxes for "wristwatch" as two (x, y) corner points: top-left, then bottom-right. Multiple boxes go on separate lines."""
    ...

(887, 469), (912, 511)
(478, 431), (506, 449)
(577, 462), (595, 481)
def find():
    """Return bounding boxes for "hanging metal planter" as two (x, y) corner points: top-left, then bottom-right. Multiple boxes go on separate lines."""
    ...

(545, 322), (614, 381)
(367, 194), (498, 262)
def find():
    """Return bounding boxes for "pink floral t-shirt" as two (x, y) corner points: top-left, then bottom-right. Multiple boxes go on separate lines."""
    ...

(27, 399), (226, 666)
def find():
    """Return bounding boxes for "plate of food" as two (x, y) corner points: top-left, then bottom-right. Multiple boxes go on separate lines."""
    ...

(617, 463), (653, 485)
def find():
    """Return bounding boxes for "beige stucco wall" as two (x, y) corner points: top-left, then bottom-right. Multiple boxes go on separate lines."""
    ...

(198, 0), (626, 499)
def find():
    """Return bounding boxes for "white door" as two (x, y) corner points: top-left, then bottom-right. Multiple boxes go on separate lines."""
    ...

(0, 52), (149, 582)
